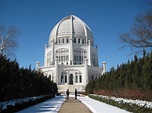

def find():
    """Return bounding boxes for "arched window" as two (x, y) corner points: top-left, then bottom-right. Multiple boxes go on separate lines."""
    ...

(59, 39), (60, 44)
(67, 38), (69, 43)
(52, 76), (54, 82)
(56, 48), (69, 64)
(61, 75), (63, 83)
(62, 39), (64, 43)
(74, 48), (87, 64)
(82, 39), (84, 44)
(74, 38), (76, 43)
(65, 75), (67, 83)
(49, 75), (51, 81)
(69, 74), (73, 85)
(75, 75), (78, 83)
(79, 75), (82, 83)
(78, 39), (80, 43)
(47, 51), (51, 66)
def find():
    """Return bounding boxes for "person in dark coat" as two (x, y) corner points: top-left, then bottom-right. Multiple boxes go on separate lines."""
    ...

(75, 89), (77, 99)
(66, 89), (69, 99)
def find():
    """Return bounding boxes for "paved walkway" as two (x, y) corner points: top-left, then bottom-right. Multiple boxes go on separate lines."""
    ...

(58, 97), (92, 113)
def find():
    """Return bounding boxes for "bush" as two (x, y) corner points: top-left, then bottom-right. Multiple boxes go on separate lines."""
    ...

(86, 53), (152, 101)
(0, 54), (57, 101)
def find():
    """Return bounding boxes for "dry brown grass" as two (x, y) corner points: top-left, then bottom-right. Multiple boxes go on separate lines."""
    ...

(94, 89), (152, 101)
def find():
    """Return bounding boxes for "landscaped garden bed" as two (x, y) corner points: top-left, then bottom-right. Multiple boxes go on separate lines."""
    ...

(89, 94), (152, 113)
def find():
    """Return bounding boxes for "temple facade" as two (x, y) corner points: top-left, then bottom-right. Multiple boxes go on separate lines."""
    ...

(36, 15), (106, 92)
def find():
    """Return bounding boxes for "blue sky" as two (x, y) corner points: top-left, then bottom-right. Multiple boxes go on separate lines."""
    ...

(0, 0), (151, 71)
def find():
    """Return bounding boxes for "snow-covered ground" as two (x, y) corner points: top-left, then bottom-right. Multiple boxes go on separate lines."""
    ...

(16, 95), (65, 113)
(78, 96), (130, 113)
(0, 95), (47, 111)
(16, 95), (131, 113)
(90, 94), (152, 109)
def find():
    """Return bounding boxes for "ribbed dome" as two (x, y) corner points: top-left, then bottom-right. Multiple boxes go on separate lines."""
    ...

(49, 15), (94, 44)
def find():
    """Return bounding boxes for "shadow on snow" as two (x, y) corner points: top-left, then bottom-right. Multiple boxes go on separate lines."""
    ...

(17, 95), (65, 113)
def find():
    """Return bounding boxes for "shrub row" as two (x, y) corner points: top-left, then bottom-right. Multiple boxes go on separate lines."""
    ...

(0, 55), (58, 101)
(86, 52), (152, 101)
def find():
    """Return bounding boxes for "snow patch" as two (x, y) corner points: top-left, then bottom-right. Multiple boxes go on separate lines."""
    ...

(78, 95), (130, 113)
(16, 95), (65, 113)
(0, 95), (45, 111)
(91, 94), (152, 109)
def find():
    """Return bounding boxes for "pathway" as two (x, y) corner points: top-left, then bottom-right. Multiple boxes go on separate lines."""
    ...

(17, 95), (130, 113)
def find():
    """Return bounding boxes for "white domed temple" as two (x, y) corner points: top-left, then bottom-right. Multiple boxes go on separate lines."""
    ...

(36, 15), (106, 92)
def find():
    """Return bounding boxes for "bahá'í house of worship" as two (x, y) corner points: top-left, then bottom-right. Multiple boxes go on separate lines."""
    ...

(36, 15), (106, 92)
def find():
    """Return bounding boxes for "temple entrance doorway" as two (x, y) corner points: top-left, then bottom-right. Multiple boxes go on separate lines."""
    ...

(69, 74), (73, 85)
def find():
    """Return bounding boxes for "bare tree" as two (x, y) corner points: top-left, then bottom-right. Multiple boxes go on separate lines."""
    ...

(0, 25), (19, 57)
(119, 10), (152, 54)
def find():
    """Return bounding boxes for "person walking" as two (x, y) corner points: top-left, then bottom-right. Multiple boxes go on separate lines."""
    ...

(66, 89), (69, 99)
(75, 89), (77, 99)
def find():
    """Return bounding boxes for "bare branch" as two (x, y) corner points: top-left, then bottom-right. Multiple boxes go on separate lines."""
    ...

(0, 25), (18, 57)
(119, 10), (152, 54)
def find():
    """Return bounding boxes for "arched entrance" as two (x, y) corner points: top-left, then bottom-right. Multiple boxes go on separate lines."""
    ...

(69, 74), (73, 85)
